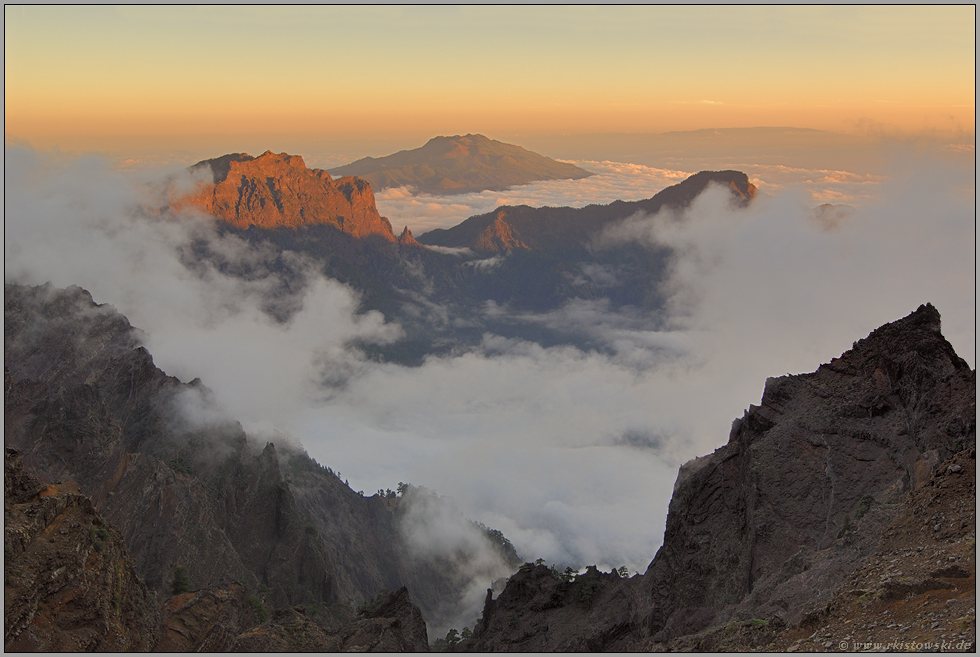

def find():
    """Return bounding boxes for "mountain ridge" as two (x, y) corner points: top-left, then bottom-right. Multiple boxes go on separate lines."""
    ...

(3, 282), (519, 641)
(418, 170), (756, 254)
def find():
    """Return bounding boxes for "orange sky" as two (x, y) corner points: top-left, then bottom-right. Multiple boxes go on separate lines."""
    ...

(5, 5), (975, 154)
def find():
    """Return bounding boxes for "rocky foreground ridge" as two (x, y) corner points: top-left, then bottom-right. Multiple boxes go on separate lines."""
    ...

(170, 150), (399, 239)
(4, 451), (430, 651)
(4, 283), (518, 650)
(462, 304), (975, 651)
(328, 133), (592, 195)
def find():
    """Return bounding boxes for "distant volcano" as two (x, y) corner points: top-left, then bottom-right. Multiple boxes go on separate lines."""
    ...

(328, 133), (592, 195)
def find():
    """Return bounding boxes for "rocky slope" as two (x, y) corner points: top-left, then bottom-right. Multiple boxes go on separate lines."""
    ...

(466, 304), (975, 651)
(4, 282), (518, 640)
(4, 449), (157, 651)
(4, 450), (433, 652)
(172, 151), (396, 239)
(328, 133), (592, 195)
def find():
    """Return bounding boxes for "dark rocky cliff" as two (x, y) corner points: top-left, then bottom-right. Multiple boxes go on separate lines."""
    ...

(644, 303), (974, 640)
(468, 304), (975, 651)
(3, 282), (513, 641)
(4, 449), (157, 651)
(4, 448), (431, 652)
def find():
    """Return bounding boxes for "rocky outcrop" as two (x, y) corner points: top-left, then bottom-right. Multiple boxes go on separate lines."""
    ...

(329, 133), (592, 195)
(397, 226), (424, 247)
(232, 586), (428, 652)
(470, 213), (531, 253)
(4, 445), (436, 652)
(644, 303), (974, 641)
(468, 564), (643, 651)
(468, 304), (975, 651)
(173, 151), (396, 240)
(4, 449), (156, 652)
(419, 169), (756, 255)
(154, 585), (259, 652)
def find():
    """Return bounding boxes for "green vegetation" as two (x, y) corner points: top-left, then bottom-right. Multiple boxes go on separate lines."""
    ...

(171, 566), (191, 595)
(477, 522), (516, 555)
(302, 590), (324, 618)
(167, 457), (193, 476)
(854, 494), (875, 519)
(550, 565), (577, 583)
(355, 588), (390, 616)
(248, 592), (269, 623)
(90, 525), (110, 552)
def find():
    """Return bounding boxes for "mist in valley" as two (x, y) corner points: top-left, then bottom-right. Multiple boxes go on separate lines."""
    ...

(5, 142), (974, 589)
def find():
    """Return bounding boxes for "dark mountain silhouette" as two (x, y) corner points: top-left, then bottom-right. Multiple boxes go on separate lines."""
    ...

(328, 133), (592, 195)
(3, 283), (518, 648)
(419, 169), (755, 254)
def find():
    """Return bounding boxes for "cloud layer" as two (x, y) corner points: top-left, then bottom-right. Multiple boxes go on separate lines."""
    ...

(5, 145), (974, 584)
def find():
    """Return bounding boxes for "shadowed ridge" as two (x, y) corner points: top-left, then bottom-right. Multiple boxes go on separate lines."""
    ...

(419, 169), (756, 254)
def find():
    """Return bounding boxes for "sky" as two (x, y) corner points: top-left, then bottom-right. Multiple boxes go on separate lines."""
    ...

(5, 4), (975, 159)
(3, 3), (977, 629)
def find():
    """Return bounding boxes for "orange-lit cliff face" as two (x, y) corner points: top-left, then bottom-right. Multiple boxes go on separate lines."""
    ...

(173, 151), (396, 240)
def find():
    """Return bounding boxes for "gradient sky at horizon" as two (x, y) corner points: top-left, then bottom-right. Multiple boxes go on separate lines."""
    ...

(5, 4), (975, 156)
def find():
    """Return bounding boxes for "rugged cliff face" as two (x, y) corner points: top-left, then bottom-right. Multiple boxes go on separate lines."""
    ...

(4, 449), (156, 652)
(172, 151), (396, 240)
(468, 304), (975, 651)
(4, 448), (432, 652)
(3, 282), (516, 639)
(644, 302), (974, 640)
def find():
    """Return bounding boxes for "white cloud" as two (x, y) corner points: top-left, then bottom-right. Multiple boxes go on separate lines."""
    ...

(5, 143), (974, 595)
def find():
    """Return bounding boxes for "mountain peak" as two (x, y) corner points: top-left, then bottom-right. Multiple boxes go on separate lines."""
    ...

(329, 135), (592, 195)
(174, 152), (395, 240)
(398, 226), (423, 247)
(471, 213), (531, 253)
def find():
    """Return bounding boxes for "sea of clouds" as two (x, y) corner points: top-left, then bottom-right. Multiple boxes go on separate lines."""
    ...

(374, 159), (888, 236)
(5, 144), (974, 581)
